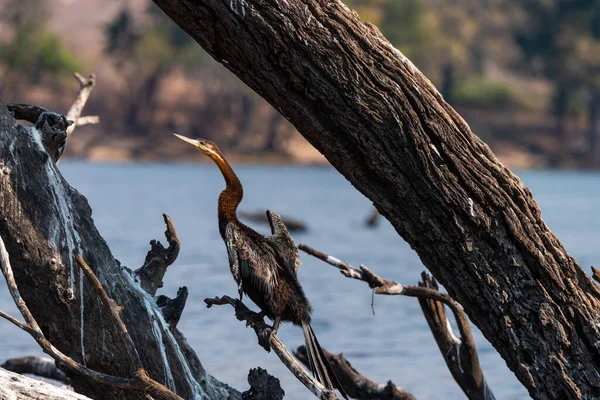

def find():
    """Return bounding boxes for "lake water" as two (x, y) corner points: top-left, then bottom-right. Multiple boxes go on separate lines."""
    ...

(2, 162), (600, 399)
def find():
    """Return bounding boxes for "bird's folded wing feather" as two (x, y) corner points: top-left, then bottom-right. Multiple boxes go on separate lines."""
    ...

(225, 224), (276, 297)
(265, 210), (301, 275)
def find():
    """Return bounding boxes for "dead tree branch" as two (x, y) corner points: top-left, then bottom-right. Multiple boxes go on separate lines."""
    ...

(135, 214), (181, 296)
(1, 356), (70, 384)
(295, 346), (416, 400)
(299, 244), (494, 400)
(0, 234), (183, 400)
(0, 101), (235, 399)
(205, 295), (338, 400)
(66, 73), (99, 137)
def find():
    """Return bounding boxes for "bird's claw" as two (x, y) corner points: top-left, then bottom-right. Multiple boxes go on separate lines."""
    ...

(257, 326), (273, 352)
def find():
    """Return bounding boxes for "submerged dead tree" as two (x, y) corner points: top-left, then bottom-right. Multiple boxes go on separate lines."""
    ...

(0, 89), (237, 397)
(151, 1), (600, 399)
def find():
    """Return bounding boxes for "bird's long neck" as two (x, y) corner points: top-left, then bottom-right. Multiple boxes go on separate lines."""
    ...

(213, 153), (243, 222)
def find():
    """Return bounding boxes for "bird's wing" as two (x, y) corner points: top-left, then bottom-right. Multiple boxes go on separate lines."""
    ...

(224, 225), (242, 290)
(225, 223), (277, 297)
(266, 210), (301, 274)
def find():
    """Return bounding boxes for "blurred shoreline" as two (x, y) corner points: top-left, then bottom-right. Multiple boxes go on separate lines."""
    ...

(4, 0), (600, 171)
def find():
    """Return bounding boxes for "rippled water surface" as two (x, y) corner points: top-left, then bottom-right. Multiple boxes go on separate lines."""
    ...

(2, 162), (599, 399)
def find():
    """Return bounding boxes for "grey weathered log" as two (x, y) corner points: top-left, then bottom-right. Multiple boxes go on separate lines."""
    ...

(0, 367), (91, 400)
(151, 1), (600, 398)
(2, 356), (70, 384)
(0, 100), (238, 399)
(242, 367), (285, 400)
(295, 346), (416, 400)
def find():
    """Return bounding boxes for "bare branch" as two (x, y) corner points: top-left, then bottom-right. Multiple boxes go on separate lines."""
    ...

(417, 273), (493, 400)
(135, 214), (181, 295)
(204, 295), (338, 400)
(75, 115), (100, 127)
(66, 73), (98, 137)
(299, 244), (495, 400)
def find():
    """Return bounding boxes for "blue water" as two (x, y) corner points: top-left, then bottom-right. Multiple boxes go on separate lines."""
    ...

(2, 162), (599, 399)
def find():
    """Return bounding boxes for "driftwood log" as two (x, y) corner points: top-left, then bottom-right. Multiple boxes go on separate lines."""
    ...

(150, 1), (600, 399)
(0, 367), (91, 400)
(0, 97), (238, 399)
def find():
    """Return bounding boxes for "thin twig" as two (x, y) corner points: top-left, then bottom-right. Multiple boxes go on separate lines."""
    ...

(76, 255), (144, 372)
(299, 243), (495, 400)
(205, 295), (338, 400)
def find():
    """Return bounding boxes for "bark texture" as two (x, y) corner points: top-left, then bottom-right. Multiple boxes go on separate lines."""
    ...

(150, 1), (600, 398)
(0, 100), (237, 399)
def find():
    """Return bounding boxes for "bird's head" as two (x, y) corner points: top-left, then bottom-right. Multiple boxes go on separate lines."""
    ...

(174, 134), (224, 161)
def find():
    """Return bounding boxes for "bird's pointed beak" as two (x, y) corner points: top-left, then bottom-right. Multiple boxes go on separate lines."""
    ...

(173, 133), (200, 147)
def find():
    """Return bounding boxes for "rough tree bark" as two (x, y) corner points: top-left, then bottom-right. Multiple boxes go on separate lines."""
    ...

(150, 1), (600, 398)
(0, 100), (238, 399)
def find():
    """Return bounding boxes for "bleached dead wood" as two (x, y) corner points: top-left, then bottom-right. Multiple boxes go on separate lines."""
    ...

(0, 367), (91, 400)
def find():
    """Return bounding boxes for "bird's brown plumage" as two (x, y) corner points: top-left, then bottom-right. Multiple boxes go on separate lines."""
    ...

(174, 134), (347, 398)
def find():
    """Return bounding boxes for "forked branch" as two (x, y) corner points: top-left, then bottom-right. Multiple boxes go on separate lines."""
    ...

(66, 73), (99, 137)
(299, 244), (495, 400)
(204, 295), (338, 400)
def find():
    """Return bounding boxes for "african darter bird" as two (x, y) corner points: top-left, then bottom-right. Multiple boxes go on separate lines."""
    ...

(174, 134), (347, 399)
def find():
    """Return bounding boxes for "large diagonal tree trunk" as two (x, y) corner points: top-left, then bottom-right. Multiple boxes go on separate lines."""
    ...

(0, 101), (237, 400)
(151, 1), (600, 398)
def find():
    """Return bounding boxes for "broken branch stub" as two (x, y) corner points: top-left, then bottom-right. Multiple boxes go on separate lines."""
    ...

(135, 214), (181, 296)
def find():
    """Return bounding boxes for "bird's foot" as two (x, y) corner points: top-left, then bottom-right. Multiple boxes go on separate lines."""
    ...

(257, 326), (273, 352)
(245, 311), (266, 328)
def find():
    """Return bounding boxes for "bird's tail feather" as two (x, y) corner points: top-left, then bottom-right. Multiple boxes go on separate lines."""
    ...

(302, 322), (348, 399)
